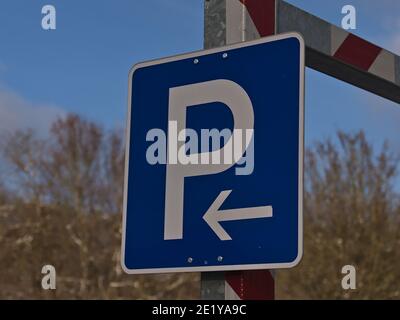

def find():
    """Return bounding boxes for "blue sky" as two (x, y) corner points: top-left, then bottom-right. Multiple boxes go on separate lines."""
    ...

(0, 0), (399, 154)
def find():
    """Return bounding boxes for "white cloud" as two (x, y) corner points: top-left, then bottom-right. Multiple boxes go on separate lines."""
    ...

(0, 87), (66, 137)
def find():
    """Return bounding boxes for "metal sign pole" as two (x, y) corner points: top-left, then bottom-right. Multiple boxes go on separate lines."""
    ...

(201, 272), (225, 300)
(202, 0), (277, 301)
(202, 0), (228, 300)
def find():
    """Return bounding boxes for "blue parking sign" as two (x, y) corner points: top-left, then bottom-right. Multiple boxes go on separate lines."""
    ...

(122, 33), (305, 274)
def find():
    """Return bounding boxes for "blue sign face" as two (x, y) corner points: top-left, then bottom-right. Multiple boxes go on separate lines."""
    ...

(122, 33), (304, 274)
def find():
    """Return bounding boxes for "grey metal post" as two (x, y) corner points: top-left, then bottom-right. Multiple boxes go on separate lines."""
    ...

(201, 0), (227, 300)
(201, 272), (225, 299)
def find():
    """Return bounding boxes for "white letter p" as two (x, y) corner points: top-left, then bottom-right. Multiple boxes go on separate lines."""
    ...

(164, 79), (254, 240)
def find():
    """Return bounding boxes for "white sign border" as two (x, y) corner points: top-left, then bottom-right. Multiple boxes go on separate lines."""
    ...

(121, 32), (305, 274)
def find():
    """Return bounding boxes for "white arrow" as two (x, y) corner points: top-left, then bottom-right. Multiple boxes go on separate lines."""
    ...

(203, 190), (273, 241)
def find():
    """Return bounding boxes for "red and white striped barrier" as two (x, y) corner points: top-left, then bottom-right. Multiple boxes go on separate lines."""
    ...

(224, 0), (277, 301)
(205, 0), (400, 300)
(226, 0), (276, 44)
(225, 270), (275, 300)
(331, 26), (396, 83)
(224, 0), (400, 103)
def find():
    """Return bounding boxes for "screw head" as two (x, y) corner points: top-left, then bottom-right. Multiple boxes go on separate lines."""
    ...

(193, 58), (199, 64)
(222, 53), (228, 59)
(187, 257), (193, 263)
(217, 256), (223, 262)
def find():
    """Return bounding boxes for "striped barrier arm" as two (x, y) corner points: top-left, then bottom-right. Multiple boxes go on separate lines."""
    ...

(204, 0), (400, 300)
(206, 0), (400, 104)
(225, 270), (275, 300)
(201, 270), (275, 300)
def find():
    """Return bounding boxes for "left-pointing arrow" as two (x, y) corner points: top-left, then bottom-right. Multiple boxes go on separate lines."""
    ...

(203, 190), (273, 241)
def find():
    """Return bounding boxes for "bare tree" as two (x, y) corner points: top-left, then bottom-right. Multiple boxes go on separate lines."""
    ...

(3, 114), (398, 299)
(0, 114), (199, 299)
(3, 129), (46, 204)
(277, 131), (400, 299)
(100, 129), (125, 215)
(43, 115), (104, 214)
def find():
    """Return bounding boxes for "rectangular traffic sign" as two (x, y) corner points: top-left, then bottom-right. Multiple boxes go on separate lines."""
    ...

(122, 33), (304, 274)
